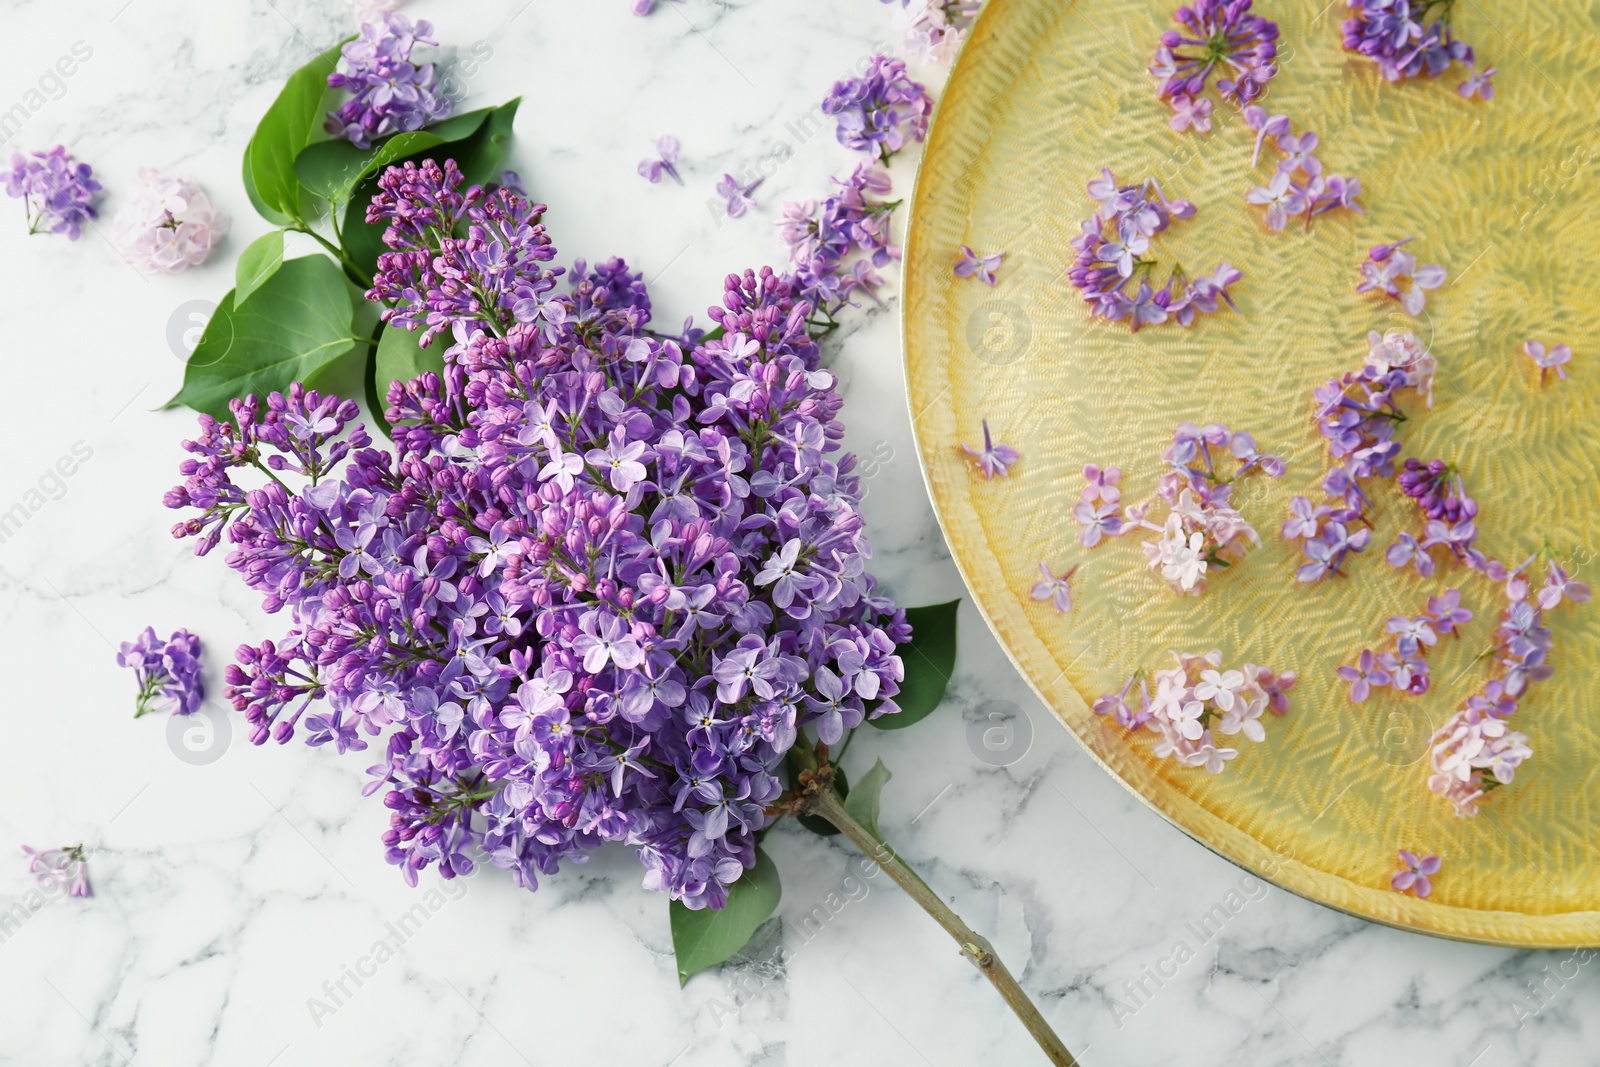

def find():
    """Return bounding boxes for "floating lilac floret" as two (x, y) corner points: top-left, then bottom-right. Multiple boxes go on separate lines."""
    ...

(821, 55), (933, 163)
(326, 14), (452, 149)
(1068, 169), (1239, 331)
(117, 627), (205, 718)
(1030, 562), (1076, 613)
(1150, 0), (1279, 110)
(638, 136), (683, 185)
(5, 146), (100, 239)
(1094, 651), (1293, 774)
(954, 245), (1003, 285)
(23, 845), (91, 898)
(168, 159), (911, 909)
(1343, 0), (1489, 98)
(960, 419), (1018, 479)
(1391, 850), (1440, 898)
(1524, 339), (1572, 384)
(1357, 237), (1446, 315)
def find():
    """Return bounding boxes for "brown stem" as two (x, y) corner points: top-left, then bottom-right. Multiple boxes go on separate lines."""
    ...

(801, 786), (1079, 1066)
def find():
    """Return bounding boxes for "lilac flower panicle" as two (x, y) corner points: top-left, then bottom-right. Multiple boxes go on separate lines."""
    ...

(5, 145), (100, 239)
(118, 627), (205, 717)
(1342, 0), (1487, 93)
(1150, 0), (1279, 108)
(326, 14), (452, 149)
(167, 165), (910, 911)
(777, 163), (902, 325)
(821, 55), (933, 163)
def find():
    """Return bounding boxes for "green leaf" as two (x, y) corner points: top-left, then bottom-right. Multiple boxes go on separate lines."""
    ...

(670, 846), (782, 987)
(842, 759), (892, 842)
(870, 599), (960, 731)
(234, 230), (286, 306)
(244, 38), (351, 223)
(166, 256), (360, 419)
(374, 317), (444, 410)
(293, 106), (495, 206)
(338, 97), (522, 278)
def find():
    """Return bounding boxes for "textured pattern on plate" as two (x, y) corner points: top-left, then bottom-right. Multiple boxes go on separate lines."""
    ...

(903, 0), (1600, 946)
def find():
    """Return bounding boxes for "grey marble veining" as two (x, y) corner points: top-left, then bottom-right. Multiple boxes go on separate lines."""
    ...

(0, 1), (1595, 1064)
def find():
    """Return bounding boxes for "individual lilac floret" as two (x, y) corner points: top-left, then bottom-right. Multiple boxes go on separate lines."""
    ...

(1068, 168), (1238, 331)
(1337, 649), (1390, 702)
(1390, 849), (1440, 897)
(633, 0), (683, 12)
(5, 146), (100, 239)
(1524, 339), (1572, 384)
(1458, 64), (1495, 100)
(23, 844), (91, 898)
(821, 55), (933, 163)
(326, 14), (452, 149)
(638, 135), (683, 185)
(716, 174), (763, 219)
(1357, 237), (1446, 315)
(954, 245), (1003, 285)
(1343, 0), (1484, 90)
(960, 419), (1018, 479)
(1030, 562), (1076, 613)
(1243, 111), (1363, 231)
(117, 627), (205, 717)
(1150, 0), (1279, 110)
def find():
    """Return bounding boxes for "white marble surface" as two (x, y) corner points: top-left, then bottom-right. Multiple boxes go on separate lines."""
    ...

(0, 1), (1596, 1064)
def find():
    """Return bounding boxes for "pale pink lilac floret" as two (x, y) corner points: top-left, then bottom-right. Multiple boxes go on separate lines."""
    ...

(1092, 422), (1282, 595)
(1427, 561), (1588, 817)
(883, 1), (984, 65)
(1390, 849), (1441, 898)
(22, 844), (91, 899)
(1523, 340), (1572, 384)
(1093, 651), (1294, 774)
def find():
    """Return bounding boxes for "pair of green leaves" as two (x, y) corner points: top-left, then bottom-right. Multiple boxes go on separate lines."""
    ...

(170, 33), (519, 423)
(669, 601), (960, 985)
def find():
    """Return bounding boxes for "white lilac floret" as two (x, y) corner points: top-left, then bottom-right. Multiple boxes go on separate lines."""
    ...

(110, 168), (230, 273)
(1091, 422), (1283, 595)
(166, 160), (910, 910)
(325, 14), (452, 149)
(1068, 169), (1239, 331)
(880, 0), (984, 65)
(117, 626), (205, 717)
(5, 145), (100, 239)
(1093, 651), (1295, 774)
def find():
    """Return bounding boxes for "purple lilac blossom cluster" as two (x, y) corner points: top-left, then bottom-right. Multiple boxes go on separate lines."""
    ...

(881, 0), (984, 64)
(1336, 588), (1472, 702)
(1149, 0), (1279, 114)
(1069, 170), (1241, 332)
(326, 14), (452, 149)
(820, 55), (933, 164)
(1087, 423), (1282, 595)
(165, 159), (909, 910)
(117, 627), (205, 717)
(22, 844), (91, 898)
(1287, 329), (1438, 582)
(1342, 0), (1493, 99)
(1243, 108), (1365, 231)
(1427, 560), (1589, 816)
(777, 163), (902, 328)
(1357, 237), (1445, 316)
(1093, 651), (1296, 774)
(5, 146), (100, 239)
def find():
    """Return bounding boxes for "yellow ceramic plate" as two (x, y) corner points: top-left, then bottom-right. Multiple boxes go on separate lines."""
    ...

(903, 0), (1600, 946)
